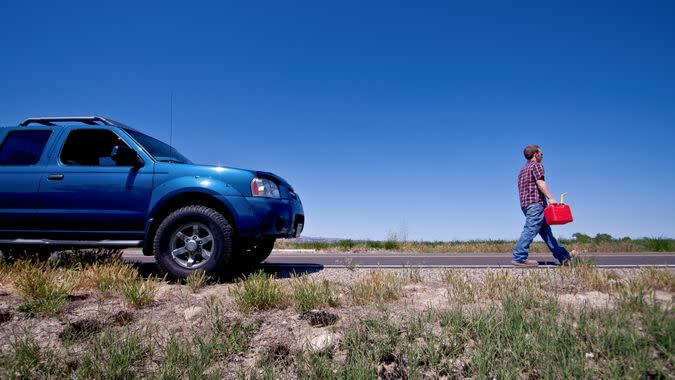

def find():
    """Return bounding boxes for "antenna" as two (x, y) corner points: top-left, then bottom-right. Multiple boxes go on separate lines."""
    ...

(169, 90), (173, 163)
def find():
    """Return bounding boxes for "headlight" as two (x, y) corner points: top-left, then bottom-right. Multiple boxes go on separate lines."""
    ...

(251, 178), (281, 198)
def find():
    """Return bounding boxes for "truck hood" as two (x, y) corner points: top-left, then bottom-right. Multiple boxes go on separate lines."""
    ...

(155, 163), (293, 195)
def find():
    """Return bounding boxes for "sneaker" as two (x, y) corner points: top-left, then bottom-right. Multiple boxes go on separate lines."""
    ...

(511, 259), (539, 267)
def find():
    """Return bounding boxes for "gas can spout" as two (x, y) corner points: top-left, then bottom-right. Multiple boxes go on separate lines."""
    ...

(560, 192), (568, 204)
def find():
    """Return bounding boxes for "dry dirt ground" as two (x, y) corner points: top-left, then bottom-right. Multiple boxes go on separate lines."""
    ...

(0, 266), (673, 379)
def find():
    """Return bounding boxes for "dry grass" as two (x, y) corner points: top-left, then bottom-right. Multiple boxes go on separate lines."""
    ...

(349, 270), (403, 305)
(442, 269), (477, 304)
(78, 262), (138, 296)
(631, 267), (675, 292)
(403, 267), (423, 284)
(481, 270), (520, 300)
(276, 238), (674, 253)
(560, 259), (619, 292)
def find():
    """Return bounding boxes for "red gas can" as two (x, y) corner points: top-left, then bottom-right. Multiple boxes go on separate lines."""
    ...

(544, 203), (573, 225)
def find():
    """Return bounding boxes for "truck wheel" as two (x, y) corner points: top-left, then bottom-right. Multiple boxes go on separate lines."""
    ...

(237, 238), (276, 266)
(153, 206), (233, 280)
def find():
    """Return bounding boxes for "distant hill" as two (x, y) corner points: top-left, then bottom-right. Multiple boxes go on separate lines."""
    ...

(280, 236), (344, 243)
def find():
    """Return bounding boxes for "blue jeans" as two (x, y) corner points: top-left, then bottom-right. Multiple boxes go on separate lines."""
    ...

(513, 204), (570, 264)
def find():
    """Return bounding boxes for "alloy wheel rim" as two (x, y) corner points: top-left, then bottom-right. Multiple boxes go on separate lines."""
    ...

(169, 222), (215, 269)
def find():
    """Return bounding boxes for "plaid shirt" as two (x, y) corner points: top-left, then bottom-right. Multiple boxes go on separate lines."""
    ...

(518, 161), (546, 208)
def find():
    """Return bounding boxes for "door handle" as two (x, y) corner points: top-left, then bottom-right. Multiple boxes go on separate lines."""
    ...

(47, 174), (64, 181)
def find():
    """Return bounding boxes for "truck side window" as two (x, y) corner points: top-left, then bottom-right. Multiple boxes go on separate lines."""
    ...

(0, 130), (52, 166)
(60, 129), (132, 166)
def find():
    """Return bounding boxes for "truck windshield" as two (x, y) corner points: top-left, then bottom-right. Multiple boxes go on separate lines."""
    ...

(123, 128), (192, 164)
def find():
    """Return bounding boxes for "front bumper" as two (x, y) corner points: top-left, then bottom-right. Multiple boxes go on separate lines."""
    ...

(231, 196), (304, 239)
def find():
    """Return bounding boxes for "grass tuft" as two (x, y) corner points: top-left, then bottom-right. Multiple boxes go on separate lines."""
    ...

(76, 330), (147, 379)
(78, 262), (138, 296)
(121, 277), (159, 309)
(229, 271), (288, 313)
(349, 270), (403, 305)
(185, 270), (210, 293)
(290, 274), (340, 314)
(12, 261), (75, 316)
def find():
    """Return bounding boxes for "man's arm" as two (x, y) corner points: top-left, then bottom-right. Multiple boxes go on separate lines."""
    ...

(536, 180), (557, 204)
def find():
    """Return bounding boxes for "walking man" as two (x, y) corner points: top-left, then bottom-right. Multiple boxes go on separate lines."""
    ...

(512, 145), (573, 267)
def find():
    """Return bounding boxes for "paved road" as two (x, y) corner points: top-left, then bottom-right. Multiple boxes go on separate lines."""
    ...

(123, 250), (675, 268)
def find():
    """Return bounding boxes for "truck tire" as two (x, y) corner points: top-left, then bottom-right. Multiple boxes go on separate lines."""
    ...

(236, 238), (276, 267)
(153, 206), (233, 280)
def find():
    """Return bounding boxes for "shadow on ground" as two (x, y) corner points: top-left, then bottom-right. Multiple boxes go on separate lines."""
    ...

(130, 261), (325, 283)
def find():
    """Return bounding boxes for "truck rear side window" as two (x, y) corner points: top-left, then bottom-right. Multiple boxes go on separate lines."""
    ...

(0, 130), (52, 166)
(60, 129), (132, 166)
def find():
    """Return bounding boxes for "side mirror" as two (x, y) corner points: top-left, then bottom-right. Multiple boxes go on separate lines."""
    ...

(111, 145), (143, 167)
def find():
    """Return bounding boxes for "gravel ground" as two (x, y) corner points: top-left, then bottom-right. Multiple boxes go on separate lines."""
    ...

(0, 266), (672, 378)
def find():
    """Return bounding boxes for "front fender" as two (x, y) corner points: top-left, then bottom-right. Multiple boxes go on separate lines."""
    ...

(148, 176), (243, 218)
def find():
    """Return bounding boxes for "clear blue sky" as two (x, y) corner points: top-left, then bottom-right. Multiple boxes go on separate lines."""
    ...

(1, 1), (674, 241)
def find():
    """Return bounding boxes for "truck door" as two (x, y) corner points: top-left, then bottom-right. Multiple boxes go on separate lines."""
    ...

(38, 128), (154, 233)
(0, 129), (54, 231)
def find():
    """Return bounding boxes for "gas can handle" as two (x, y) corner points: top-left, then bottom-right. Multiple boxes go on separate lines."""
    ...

(560, 192), (568, 204)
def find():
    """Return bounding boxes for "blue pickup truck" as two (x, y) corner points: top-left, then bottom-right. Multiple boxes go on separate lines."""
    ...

(0, 116), (304, 279)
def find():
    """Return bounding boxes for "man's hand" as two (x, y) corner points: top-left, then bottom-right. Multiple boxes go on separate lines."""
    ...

(548, 198), (558, 205)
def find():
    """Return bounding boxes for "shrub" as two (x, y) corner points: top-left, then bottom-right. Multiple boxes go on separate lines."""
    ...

(641, 237), (675, 252)
(337, 240), (355, 249)
(593, 233), (615, 243)
(572, 233), (592, 243)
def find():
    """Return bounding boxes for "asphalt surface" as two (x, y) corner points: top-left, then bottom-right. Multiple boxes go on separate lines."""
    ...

(123, 250), (675, 268)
